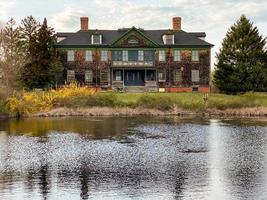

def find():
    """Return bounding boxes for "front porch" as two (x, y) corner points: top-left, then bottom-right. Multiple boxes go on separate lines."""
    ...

(111, 69), (157, 92)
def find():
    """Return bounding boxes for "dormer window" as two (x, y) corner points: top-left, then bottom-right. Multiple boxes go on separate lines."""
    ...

(163, 34), (174, 45)
(91, 34), (102, 44)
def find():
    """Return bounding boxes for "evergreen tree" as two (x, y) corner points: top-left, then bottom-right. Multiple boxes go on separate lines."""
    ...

(19, 15), (40, 58)
(20, 18), (63, 89)
(214, 15), (267, 93)
(0, 18), (24, 89)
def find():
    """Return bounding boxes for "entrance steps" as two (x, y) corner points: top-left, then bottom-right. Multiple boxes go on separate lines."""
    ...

(124, 86), (146, 93)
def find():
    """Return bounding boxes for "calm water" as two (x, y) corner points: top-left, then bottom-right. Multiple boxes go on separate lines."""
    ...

(0, 117), (267, 200)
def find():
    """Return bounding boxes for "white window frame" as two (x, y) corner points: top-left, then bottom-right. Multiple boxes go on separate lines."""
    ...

(91, 34), (102, 44)
(191, 70), (200, 82)
(138, 50), (144, 61)
(192, 50), (199, 61)
(123, 50), (128, 61)
(163, 34), (174, 45)
(159, 50), (166, 61)
(85, 70), (93, 82)
(85, 50), (92, 61)
(158, 70), (166, 82)
(67, 70), (75, 82)
(174, 50), (181, 61)
(101, 50), (108, 61)
(173, 70), (182, 82)
(67, 50), (74, 61)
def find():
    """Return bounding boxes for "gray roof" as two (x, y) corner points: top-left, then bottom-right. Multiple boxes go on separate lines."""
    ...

(56, 28), (213, 47)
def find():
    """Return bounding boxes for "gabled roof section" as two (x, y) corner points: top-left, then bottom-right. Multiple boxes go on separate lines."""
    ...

(111, 27), (158, 47)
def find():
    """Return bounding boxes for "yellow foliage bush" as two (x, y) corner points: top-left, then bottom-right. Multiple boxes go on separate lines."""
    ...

(6, 82), (96, 116)
(7, 91), (54, 116)
(54, 81), (95, 99)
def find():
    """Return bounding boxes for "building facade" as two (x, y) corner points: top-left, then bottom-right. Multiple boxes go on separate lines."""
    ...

(56, 17), (213, 92)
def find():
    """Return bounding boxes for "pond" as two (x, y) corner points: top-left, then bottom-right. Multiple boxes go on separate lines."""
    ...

(0, 117), (266, 200)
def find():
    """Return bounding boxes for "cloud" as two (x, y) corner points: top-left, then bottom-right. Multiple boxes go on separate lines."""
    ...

(50, 6), (85, 31)
(0, 0), (14, 20)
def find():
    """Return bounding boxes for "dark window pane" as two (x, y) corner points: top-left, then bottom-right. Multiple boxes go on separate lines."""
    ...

(144, 51), (153, 61)
(128, 50), (138, 61)
(112, 51), (122, 61)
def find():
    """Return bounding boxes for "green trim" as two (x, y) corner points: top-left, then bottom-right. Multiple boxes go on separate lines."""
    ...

(111, 27), (159, 47)
(56, 45), (212, 50)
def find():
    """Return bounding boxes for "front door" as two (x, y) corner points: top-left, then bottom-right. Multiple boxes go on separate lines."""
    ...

(124, 70), (144, 86)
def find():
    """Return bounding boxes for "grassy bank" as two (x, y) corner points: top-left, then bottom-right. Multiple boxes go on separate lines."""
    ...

(2, 84), (267, 117)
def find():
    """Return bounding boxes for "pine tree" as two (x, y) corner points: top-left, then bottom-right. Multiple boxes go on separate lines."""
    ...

(0, 18), (24, 89)
(213, 15), (267, 93)
(19, 15), (40, 58)
(20, 18), (63, 89)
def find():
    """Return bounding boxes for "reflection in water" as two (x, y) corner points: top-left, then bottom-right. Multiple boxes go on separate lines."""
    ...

(0, 117), (266, 200)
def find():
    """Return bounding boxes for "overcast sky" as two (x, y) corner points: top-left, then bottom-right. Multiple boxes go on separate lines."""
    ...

(1, 0), (267, 68)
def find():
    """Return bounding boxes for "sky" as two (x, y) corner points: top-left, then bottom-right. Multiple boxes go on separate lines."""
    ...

(0, 0), (267, 69)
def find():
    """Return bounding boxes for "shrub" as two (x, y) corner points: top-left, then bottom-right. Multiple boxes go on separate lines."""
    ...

(6, 91), (53, 116)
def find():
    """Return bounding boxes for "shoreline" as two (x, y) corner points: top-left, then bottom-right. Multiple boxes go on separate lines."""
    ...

(30, 106), (267, 118)
(1, 107), (267, 119)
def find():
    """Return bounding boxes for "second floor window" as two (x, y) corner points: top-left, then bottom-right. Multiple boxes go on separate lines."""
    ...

(174, 50), (181, 61)
(113, 51), (122, 61)
(159, 50), (166, 61)
(85, 50), (92, 61)
(101, 50), (108, 61)
(123, 50), (128, 61)
(144, 51), (153, 61)
(138, 50), (144, 61)
(67, 50), (74, 61)
(192, 50), (199, 61)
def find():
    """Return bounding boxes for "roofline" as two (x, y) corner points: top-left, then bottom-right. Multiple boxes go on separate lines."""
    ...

(55, 44), (214, 48)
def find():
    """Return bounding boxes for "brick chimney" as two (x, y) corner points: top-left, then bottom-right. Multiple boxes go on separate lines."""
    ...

(80, 17), (89, 31)
(172, 17), (181, 31)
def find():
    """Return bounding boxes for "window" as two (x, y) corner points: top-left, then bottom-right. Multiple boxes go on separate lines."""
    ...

(128, 50), (138, 61)
(122, 50), (128, 61)
(92, 34), (101, 44)
(174, 50), (181, 61)
(85, 70), (93, 82)
(112, 51), (122, 61)
(163, 34), (174, 45)
(173, 70), (182, 82)
(138, 50), (144, 61)
(100, 70), (109, 83)
(192, 50), (199, 61)
(101, 50), (108, 61)
(67, 50), (74, 61)
(67, 70), (75, 82)
(191, 70), (200, 82)
(146, 70), (156, 81)
(159, 50), (166, 61)
(158, 70), (166, 82)
(115, 70), (122, 81)
(85, 50), (92, 61)
(144, 51), (153, 61)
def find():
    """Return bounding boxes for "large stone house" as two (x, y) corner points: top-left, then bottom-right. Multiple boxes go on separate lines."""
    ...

(56, 17), (213, 92)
